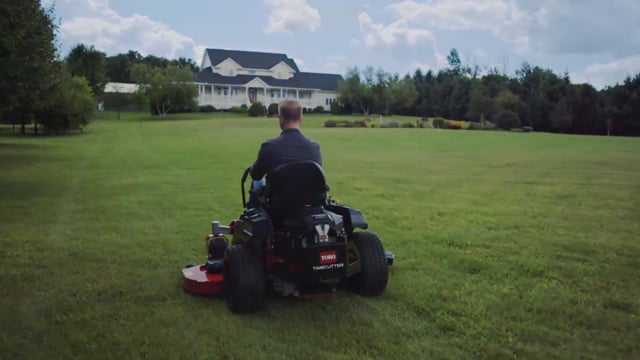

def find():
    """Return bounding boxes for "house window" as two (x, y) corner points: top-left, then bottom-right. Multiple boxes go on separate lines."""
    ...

(298, 92), (304, 99)
(223, 88), (229, 96)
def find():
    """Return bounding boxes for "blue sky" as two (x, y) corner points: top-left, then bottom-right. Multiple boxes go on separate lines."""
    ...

(44, 0), (640, 89)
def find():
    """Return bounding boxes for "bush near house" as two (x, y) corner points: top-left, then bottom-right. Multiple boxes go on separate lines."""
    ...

(229, 106), (247, 114)
(249, 102), (266, 117)
(199, 105), (216, 113)
(268, 103), (279, 116)
(313, 106), (325, 113)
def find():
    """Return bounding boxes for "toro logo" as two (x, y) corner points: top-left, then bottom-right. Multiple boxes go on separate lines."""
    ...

(319, 251), (337, 264)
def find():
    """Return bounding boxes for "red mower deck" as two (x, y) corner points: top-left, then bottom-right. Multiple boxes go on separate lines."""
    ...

(182, 265), (224, 296)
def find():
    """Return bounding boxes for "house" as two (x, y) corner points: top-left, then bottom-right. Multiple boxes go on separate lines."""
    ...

(195, 49), (342, 111)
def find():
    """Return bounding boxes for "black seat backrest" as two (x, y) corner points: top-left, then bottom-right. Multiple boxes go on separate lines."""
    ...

(266, 161), (327, 215)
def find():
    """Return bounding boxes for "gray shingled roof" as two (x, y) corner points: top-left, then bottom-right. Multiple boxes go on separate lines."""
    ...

(196, 71), (342, 91)
(205, 49), (300, 72)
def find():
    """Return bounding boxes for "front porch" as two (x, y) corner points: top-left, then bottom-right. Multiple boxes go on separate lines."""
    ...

(197, 84), (323, 110)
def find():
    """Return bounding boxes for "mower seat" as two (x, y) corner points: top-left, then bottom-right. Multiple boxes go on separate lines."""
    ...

(265, 161), (328, 219)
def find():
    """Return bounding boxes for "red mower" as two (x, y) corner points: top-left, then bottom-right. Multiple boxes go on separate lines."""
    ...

(182, 161), (394, 313)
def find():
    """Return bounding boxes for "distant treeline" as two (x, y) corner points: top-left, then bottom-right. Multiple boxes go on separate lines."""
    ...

(336, 49), (640, 136)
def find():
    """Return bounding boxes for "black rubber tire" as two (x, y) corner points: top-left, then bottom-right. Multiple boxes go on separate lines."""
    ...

(350, 231), (389, 296)
(223, 244), (265, 314)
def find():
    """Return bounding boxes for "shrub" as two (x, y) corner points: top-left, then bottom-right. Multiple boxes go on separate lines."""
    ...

(381, 121), (400, 128)
(248, 102), (266, 117)
(199, 105), (216, 113)
(432, 118), (446, 129)
(443, 121), (462, 130)
(229, 106), (247, 113)
(400, 122), (415, 128)
(467, 122), (483, 130)
(313, 106), (325, 113)
(268, 103), (279, 116)
(494, 111), (521, 130)
(37, 74), (95, 134)
(325, 120), (337, 127)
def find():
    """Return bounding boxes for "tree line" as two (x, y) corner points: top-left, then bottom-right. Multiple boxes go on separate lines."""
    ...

(0, 0), (199, 133)
(338, 49), (640, 136)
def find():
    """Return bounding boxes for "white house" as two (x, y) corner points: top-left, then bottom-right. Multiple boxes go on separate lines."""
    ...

(196, 49), (342, 111)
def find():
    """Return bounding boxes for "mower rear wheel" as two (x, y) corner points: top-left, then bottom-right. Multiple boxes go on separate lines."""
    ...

(223, 244), (265, 314)
(350, 231), (388, 296)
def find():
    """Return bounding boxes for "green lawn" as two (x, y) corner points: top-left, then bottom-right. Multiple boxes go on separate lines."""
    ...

(1, 112), (638, 359)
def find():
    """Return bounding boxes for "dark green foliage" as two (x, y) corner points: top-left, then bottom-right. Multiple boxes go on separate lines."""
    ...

(248, 102), (266, 117)
(199, 105), (216, 113)
(36, 70), (96, 133)
(0, 0), (59, 134)
(65, 44), (108, 97)
(432, 118), (446, 129)
(131, 64), (198, 117)
(268, 103), (279, 116)
(551, 98), (573, 132)
(330, 100), (343, 115)
(323, 119), (368, 128)
(229, 106), (247, 113)
(495, 111), (521, 130)
(313, 106), (325, 113)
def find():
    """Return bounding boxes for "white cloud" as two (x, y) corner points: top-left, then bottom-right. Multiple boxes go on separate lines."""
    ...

(264, 0), (321, 34)
(324, 55), (346, 72)
(357, 12), (433, 48)
(387, 0), (640, 56)
(574, 55), (640, 89)
(58, 0), (204, 60)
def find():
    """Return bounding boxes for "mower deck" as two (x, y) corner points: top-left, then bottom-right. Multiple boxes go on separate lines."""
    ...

(182, 265), (224, 296)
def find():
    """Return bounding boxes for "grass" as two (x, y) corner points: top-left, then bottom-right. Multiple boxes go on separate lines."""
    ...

(1, 111), (639, 359)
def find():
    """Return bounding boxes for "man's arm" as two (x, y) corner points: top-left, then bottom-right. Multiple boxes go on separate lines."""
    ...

(250, 141), (270, 180)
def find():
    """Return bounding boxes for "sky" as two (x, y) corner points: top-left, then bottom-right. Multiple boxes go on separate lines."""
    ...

(42, 0), (640, 89)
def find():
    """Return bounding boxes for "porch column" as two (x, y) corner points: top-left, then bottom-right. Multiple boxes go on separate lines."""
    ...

(296, 89), (299, 99)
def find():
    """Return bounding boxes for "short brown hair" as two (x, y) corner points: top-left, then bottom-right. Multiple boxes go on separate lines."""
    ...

(278, 100), (302, 123)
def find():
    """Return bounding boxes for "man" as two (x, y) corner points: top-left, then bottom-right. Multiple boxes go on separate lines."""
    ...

(248, 100), (322, 207)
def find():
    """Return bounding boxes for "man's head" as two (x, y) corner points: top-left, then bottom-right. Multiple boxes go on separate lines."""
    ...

(278, 100), (303, 130)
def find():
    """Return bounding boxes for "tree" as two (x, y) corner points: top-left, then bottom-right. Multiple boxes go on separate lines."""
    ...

(338, 67), (374, 115)
(495, 90), (526, 121)
(466, 80), (494, 121)
(65, 44), (108, 97)
(389, 75), (418, 114)
(494, 111), (521, 130)
(0, 0), (59, 134)
(551, 97), (573, 132)
(36, 67), (96, 134)
(131, 64), (198, 117)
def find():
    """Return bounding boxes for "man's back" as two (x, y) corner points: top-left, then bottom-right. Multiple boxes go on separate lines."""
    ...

(250, 128), (322, 180)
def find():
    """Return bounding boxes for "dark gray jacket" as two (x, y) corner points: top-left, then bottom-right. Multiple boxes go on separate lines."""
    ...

(250, 128), (322, 180)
